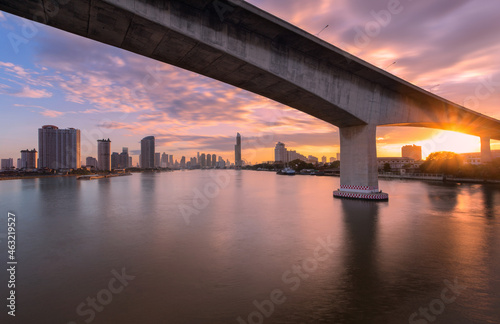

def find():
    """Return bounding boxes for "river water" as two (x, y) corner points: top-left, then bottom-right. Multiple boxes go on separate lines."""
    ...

(0, 170), (499, 324)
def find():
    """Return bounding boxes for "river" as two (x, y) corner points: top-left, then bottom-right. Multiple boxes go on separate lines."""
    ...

(0, 170), (499, 323)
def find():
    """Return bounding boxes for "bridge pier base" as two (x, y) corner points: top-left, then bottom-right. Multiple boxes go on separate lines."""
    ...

(333, 124), (388, 201)
(481, 137), (492, 164)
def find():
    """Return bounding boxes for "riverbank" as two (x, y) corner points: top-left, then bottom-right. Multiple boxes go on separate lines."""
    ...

(1, 172), (133, 181)
(76, 173), (132, 180)
(0, 174), (77, 181)
(379, 173), (500, 184)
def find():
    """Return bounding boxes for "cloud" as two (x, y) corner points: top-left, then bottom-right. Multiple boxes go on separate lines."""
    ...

(0, 85), (52, 98)
(0, 61), (54, 87)
(39, 109), (65, 117)
(2, 1), (499, 161)
(97, 121), (134, 130)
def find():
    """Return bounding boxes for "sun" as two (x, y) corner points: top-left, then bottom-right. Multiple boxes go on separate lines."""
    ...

(416, 131), (480, 159)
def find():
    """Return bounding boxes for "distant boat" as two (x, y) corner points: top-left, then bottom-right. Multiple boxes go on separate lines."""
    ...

(277, 167), (296, 175)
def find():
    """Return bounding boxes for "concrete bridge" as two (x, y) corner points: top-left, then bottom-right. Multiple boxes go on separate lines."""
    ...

(2, 0), (500, 200)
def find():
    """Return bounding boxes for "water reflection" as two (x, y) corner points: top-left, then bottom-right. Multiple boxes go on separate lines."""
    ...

(1, 172), (499, 324)
(337, 200), (381, 323)
(424, 182), (459, 211)
(482, 185), (497, 218)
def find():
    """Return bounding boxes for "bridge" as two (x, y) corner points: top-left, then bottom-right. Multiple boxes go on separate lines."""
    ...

(2, 0), (500, 200)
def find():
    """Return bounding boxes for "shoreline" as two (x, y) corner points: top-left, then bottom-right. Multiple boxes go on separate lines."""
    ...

(0, 173), (132, 181)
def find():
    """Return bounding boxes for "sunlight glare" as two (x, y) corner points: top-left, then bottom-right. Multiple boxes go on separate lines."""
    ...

(417, 131), (480, 159)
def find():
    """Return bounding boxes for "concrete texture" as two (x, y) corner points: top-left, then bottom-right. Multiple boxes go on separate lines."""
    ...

(339, 124), (379, 191)
(481, 138), (492, 163)
(2, 0), (500, 138)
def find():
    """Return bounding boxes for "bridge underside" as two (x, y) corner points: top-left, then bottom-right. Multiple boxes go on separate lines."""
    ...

(1, 0), (500, 201)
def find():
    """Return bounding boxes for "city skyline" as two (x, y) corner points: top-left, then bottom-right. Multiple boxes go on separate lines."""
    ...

(0, 124), (495, 168)
(1, 1), (500, 163)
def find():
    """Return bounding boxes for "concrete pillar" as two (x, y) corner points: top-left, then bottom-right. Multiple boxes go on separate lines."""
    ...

(333, 124), (388, 200)
(481, 137), (492, 163)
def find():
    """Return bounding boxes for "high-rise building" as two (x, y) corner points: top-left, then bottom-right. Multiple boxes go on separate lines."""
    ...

(207, 154), (212, 168)
(217, 156), (226, 168)
(287, 150), (307, 162)
(38, 125), (81, 169)
(120, 147), (129, 168)
(180, 156), (186, 168)
(20, 149), (37, 169)
(97, 139), (111, 171)
(308, 155), (319, 163)
(274, 142), (287, 163)
(154, 152), (161, 168)
(86, 157), (98, 169)
(169, 155), (173, 167)
(200, 153), (206, 167)
(235, 133), (242, 168)
(17, 158), (21, 169)
(1, 158), (13, 170)
(161, 153), (168, 168)
(111, 152), (120, 169)
(141, 136), (155, 169)
(321, 156), (327, 164)
(212, 154), (216, 167)
(402, 144), (422, 161)
(129, 157), (132, 168)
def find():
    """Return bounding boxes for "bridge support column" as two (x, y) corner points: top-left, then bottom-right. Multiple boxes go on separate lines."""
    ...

(481, 137), (492, 164)
(333, 124), (388, 200)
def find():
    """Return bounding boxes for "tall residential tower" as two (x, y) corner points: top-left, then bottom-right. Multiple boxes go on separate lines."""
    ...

(38, 125), (81, 169)
(97, 139), (111, 171)
(235, 133), (242, 168)
(141, 136), (155, 169)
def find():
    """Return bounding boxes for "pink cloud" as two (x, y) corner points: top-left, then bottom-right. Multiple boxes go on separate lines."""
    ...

(39, 109), (65, 117)
(0, 85), (52, 98)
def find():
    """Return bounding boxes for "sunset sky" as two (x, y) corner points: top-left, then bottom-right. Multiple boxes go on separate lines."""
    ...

(1, 0), (500, 165)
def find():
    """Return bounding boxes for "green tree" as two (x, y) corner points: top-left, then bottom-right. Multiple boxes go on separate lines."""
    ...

(289, 159), (314, 172)
(420, 151), (463, 174)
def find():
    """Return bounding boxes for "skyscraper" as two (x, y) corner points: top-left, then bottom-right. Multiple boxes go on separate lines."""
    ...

(274, 142), (287, 163)
(161, 153), (168, 168)
(120, 147), (129, 168)
(97, 139), (111, 171)
(38, 125), (81, 169)
(207, 154), (212, 168)
(154, 152), (161, 168)
(235, 133), (242, 168)
(212, 154), (216, 167)
(20, 149), (37, 169)
(111, 152), (120, 169)
(200, 153), (206, 167)
(141, 136), (155, 169)
(402, 144), (422, 161)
